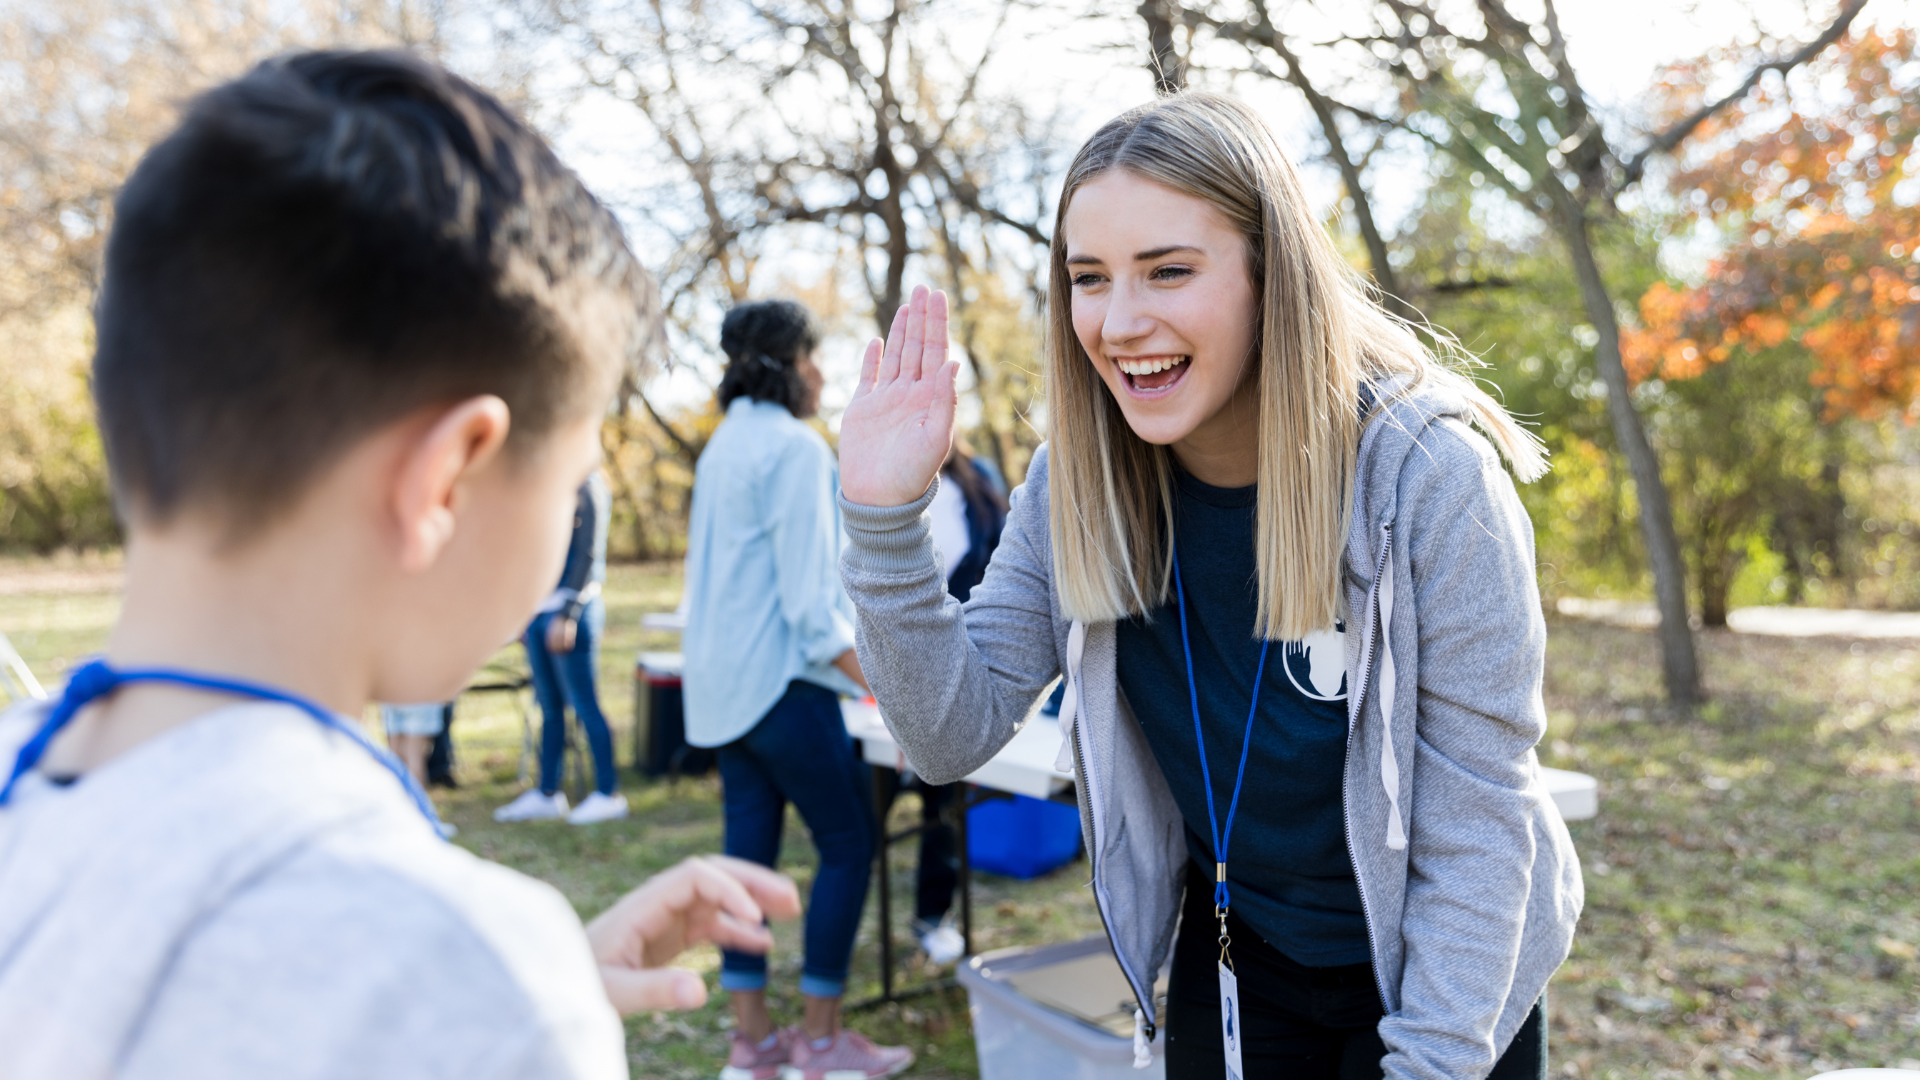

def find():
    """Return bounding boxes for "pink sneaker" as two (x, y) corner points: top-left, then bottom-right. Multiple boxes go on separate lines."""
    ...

(721, 1027), (796, 1080)
(781, 1029), (914, 1080)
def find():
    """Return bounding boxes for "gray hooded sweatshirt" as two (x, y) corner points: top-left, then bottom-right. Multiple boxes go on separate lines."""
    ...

(839, 384), (1583, 1080)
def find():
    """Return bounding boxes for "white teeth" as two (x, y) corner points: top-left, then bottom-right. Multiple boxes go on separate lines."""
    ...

(1116, 356), (1187, 376)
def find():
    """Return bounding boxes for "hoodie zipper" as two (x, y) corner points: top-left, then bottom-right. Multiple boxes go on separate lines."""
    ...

(1341, 522), (1394, 1013)
(1072, 718), (1157, 1043)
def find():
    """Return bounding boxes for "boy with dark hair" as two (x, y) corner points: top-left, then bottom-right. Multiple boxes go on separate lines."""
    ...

(0, 50), (797, 1078)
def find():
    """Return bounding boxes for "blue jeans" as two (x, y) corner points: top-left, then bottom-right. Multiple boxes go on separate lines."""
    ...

(717, 680), (874, 999)
(525, 599), (618, 797)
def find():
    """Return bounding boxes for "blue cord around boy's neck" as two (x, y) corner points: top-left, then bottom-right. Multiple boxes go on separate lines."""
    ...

(1172, 540), (1271, 916)
(0, 658), (444, 834)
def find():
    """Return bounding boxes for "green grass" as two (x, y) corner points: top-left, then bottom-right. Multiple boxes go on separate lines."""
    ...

(3, 558), (1917, 1079)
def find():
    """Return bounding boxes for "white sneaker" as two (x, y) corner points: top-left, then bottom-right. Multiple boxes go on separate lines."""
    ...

(494, 789), (568, 822)
(568, 792), (629, 825)
(919, 922), (965, 965)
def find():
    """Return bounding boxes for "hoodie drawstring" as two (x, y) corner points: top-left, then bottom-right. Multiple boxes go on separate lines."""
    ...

(1378, 526), (1408, 851)
(1051, 620), (1087, 774)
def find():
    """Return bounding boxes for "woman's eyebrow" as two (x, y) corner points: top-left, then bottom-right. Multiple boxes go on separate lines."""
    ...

(1067, 244), (1203, 267)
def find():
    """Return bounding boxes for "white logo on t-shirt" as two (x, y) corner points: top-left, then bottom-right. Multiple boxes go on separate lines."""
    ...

(1283, 624), (1347, 701)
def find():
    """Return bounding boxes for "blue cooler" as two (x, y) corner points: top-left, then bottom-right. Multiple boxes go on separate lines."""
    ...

(967, 792), (1082, 879)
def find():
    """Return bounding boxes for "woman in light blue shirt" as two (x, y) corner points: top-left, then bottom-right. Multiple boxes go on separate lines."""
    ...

(681, 300), (912, 1080)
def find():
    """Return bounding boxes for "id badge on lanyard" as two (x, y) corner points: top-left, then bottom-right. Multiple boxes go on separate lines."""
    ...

(1219, 960), (1245, 1080)
(1171, 544), (1268, 1080)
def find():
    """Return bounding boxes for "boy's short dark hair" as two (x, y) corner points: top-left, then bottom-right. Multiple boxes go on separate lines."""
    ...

(94, 49), (658, 530)
(716, 300), (821, 416)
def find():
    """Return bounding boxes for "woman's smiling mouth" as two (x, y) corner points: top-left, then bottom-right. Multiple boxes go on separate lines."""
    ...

(1115, 354), (1191, 395)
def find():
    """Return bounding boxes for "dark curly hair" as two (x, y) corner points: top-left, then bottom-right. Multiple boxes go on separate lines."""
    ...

(716, 299), (821, 416)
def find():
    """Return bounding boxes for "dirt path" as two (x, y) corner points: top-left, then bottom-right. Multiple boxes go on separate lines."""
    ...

(1556, 596), (1920, 639)
(0, 556), (123, 598)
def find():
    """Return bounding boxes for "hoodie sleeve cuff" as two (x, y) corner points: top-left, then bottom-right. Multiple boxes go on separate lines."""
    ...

(839, 480), (940, 577)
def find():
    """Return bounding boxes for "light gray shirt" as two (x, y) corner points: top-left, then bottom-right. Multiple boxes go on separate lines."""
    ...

(0, 700), (626, 1080)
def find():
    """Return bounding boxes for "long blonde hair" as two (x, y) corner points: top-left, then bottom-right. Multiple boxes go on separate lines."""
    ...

(1046, 92), (1546, 640)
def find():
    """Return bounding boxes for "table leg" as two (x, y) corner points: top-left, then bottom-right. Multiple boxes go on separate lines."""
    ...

(870, 765), (893, 1004)
(954, 781), (973, 957)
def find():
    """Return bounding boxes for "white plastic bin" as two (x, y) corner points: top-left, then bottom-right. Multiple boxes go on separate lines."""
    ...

(958, 936), (1166, 1080)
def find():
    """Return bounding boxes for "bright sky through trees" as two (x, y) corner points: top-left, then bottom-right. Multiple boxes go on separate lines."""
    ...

(541, 0), (1914, 413)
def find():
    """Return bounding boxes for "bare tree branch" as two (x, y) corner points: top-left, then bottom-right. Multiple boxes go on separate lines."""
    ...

(633, 382), (704, 464)
(1202, 1), (1416, 320)
(1615, 0), (1868, 191)
(1425, 275), (1517, 294)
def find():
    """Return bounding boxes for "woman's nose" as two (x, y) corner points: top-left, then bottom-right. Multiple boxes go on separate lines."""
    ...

(1101, 282), (1156, 347)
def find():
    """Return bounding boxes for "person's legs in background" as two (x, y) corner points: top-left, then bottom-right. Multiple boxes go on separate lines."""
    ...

(525, 611), (570, 794)
(725, 680), (911, 1079)
(425, 702), (457, 787)
(382, 703), (455, 837)
(738, 682), (873, 1027)
(873, 772), (962, 961)
(381, 703), (447, 788)
(493, 612), (571, 822)
(717, 724), (790, 1071)
(553, 598), (625, 823)
(912, 781), (963, 962)
(389, 735), (430, 784)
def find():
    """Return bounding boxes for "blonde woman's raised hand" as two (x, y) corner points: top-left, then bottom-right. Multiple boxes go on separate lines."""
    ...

(839, 285), (957, 507)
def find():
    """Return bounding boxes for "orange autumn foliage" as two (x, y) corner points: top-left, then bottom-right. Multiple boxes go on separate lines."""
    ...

(1623, 29), (1920, 419)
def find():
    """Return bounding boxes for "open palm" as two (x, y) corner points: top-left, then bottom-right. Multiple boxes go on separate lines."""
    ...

(839, 285), (958, 507)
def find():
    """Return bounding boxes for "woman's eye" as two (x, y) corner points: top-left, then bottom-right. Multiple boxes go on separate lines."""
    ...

(1151, 265), (1194, 281)
(1071, 273), (1106, 288)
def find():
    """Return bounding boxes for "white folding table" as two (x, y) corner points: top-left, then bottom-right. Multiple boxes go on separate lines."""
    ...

(844, 698), (1600, 820)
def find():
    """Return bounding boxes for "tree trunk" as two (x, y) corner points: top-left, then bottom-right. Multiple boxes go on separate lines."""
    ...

(1138, 0), (1185, 92)
(1556, 201), (1702, 708)
(1696, 529), (1732, 629)
(1699, 569), (1730, 628)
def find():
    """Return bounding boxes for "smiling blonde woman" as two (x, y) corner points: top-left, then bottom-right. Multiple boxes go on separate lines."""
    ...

(836, 91), (1581, 1080)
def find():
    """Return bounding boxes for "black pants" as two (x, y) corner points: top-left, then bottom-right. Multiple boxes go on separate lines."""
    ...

(1165, 863), (1546, 1080)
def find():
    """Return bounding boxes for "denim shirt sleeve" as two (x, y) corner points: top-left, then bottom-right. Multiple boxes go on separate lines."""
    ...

(764, 437), (856, 668)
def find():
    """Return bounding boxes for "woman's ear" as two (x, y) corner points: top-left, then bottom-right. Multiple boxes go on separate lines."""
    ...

(392, 395), (512, 573)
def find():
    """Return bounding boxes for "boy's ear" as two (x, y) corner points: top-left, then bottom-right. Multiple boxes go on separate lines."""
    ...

(393, 395), (512, 573)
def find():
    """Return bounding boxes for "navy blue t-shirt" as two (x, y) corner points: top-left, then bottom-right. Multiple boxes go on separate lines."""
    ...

(1116, 467), (1370, 967)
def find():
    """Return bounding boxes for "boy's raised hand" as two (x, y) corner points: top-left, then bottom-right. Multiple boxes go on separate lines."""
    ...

(838, 285), (957, 507)
(585, 855), (801, 1014)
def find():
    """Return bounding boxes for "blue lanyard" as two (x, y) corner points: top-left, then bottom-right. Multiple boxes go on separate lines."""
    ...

(1172, 542), (1270, 924)
(0, 658), (444, 835)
